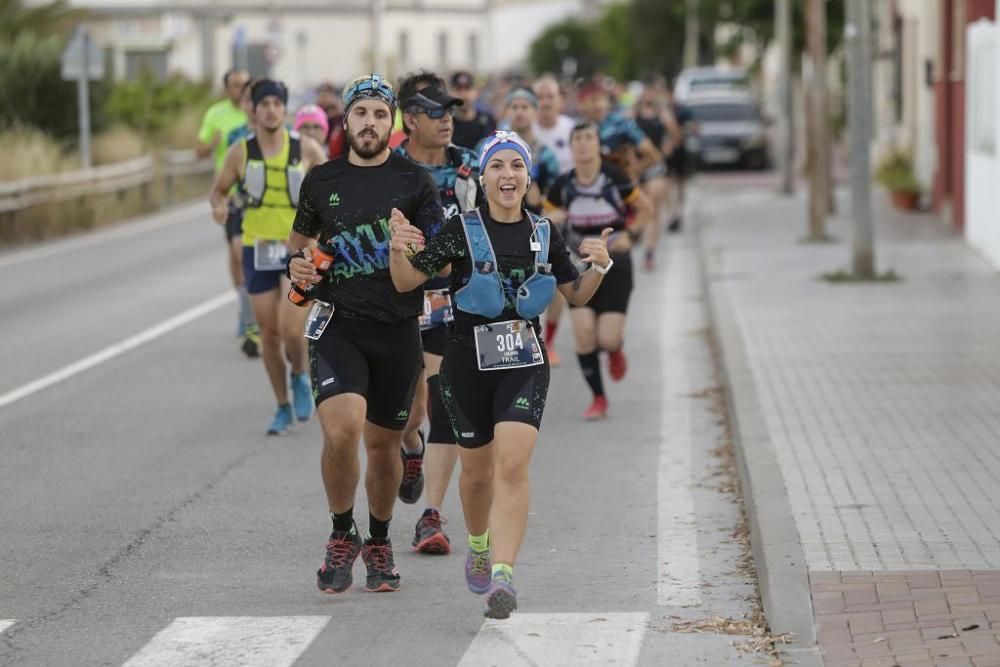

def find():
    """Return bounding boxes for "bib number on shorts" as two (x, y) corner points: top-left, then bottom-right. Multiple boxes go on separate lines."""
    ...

(254, 239), (289, 272)
(304, 300), (334, 340)
(419, 289), (454, 331)
(473, 319), (544, 372)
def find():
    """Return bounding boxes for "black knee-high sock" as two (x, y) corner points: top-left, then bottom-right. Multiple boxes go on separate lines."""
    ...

(577, 352), (605, 398)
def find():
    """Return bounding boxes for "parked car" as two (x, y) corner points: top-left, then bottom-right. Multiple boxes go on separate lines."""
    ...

(674, 67), (749, 102)
(683, 92), (770, 170)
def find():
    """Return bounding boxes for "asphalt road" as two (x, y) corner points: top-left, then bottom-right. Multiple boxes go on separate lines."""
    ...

(0, 195), (762, 667)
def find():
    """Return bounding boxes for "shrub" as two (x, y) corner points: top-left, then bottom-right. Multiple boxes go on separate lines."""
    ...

(104, 72), (212, 138)
(875, 149), (921, 194)
(92, 125), (145, 164)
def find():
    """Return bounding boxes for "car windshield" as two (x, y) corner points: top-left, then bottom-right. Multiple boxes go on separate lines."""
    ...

(691, 76), (747, 90)
(688, 103), (758, 122)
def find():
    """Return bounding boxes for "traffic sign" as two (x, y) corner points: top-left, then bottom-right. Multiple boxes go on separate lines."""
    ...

(61, 26), (104, 81)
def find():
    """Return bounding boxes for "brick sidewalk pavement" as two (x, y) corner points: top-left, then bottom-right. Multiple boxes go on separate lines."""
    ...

(697, 178), (1000, 666)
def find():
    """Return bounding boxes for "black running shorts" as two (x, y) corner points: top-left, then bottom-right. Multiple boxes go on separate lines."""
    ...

(310, 312), (422, 431)
(571, 251), (634, 315)
(439, 339), (550, 448)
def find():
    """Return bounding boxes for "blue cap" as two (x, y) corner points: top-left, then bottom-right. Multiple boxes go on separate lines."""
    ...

(478, 131), (533, 172)
(343, 73), (397, 115)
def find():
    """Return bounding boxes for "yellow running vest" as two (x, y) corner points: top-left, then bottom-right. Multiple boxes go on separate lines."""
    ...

(240, 129), (305, 246)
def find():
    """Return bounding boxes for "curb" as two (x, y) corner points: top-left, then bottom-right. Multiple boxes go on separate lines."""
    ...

(693, 209), (823, 667)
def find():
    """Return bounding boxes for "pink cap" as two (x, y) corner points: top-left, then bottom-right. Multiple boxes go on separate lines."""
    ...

(293, 104), (329, 134)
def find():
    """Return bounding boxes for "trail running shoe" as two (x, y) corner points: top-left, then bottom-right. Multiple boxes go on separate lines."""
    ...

(398, 431), (425, 504)
(317, 522), (362, 593)
(241, 324), (260, 358)
(668, 216), (683, 233)
(362, 537), (401, 592)
(291, 371), (313, 422)
(484, 574), (518, 619)
(267, 403), (294, 435)
(583, 396), (608, 421)
(412, 509), (450, 554)
(608, 349), (628, 382)
(465, 548), (492, 594)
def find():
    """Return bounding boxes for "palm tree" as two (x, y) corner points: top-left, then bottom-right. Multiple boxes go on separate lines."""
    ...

(0, 0), (83, 45)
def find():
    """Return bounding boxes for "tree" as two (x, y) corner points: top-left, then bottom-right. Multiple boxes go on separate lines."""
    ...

(528, 19), (602, 78)
(0, 0), (81, 45)
(721, 0), (845, 60)
(592, 3), (637, 81)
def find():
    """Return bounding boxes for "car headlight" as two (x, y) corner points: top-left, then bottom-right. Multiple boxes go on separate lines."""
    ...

(742, 132), (766, 149)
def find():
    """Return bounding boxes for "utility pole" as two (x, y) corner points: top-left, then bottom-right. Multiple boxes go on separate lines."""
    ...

(846, 0), (875, 277)
(804, 0), (831, 240)
(776, 0), (794, 194)
(684, 0), (699, 69)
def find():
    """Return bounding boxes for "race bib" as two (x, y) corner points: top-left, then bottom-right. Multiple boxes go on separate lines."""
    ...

(304, 300), (334, 340)
(473, 320), (544, 372)
(419, 289), (455, 331)
(254, 239), (289, 272)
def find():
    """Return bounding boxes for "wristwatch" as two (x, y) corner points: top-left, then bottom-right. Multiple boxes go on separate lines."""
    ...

(593, 258), (614, 275)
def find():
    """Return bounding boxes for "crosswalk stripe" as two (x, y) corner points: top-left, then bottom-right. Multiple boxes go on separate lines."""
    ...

(657, 241), (702, 607)
(458, 612), (649, 666)
(121, 616), (330, 667)
(0, 619), (15, 634)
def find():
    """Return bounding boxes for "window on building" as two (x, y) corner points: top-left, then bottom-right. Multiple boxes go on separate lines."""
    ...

(399, 30), (409, 65)
(125, 50), (167, 80)
(468, 33), (478, 70)
(438, 32), (448, 68)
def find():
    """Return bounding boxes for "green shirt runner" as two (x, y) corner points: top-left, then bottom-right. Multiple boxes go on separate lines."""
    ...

(198, 100), (248, 172)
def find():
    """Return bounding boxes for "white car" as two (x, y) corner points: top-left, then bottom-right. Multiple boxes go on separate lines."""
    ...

(674, 67), (749, 102)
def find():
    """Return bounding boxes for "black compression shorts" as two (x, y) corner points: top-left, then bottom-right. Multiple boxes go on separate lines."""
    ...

(310, 313), (422, 431)
(570, 252), (634, 315)
(439, 339), (550, 448)
(420, 326), (448, 357)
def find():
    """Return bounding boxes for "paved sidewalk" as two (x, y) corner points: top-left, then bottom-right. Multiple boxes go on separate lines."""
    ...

(695, 176), (1000, 666)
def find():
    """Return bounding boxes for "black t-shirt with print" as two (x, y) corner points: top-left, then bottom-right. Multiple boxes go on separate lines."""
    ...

(293, 152), (444, 324)
(409, 208), (579, 342)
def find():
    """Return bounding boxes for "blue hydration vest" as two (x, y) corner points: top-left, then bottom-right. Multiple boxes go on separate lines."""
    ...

(454, 210), (557, 320)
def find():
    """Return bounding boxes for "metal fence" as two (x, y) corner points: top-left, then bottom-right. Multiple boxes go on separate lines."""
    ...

(0, 151), (213, 215)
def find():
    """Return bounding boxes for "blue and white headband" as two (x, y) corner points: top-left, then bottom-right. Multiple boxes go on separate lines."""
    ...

(478, 131), (533, 172)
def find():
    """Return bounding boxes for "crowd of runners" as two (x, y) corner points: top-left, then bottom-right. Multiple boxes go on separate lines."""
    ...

(197, 67), (696, 620)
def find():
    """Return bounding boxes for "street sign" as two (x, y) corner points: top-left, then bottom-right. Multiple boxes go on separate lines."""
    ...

(61, 26), (104, 81)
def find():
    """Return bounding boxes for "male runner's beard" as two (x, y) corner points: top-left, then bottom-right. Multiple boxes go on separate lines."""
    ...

(348, 126), (390, 159)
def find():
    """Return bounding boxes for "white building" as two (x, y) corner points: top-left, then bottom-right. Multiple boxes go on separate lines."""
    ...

(37, 0), (605, 91)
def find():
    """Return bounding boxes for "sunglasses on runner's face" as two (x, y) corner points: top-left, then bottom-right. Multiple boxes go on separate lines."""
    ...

(416, 107), (456, 120)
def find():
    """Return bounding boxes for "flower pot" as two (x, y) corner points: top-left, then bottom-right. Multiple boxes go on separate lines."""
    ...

(889, 189), (919, 211)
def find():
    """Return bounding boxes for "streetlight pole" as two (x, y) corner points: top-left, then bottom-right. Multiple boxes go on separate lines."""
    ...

(846, 0), (875, 277)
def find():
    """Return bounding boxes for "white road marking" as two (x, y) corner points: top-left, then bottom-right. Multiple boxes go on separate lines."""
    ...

(0, 619), (15, 634)
(458, 612), (648, 667)
(0, 202), (204, 270)
(657, 242), (702, 607)
(122, 616), (329, 667)
(0, 292), (234, 409)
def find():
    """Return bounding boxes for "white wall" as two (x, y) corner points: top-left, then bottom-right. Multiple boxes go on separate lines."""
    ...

(964, 18), (1000, 268)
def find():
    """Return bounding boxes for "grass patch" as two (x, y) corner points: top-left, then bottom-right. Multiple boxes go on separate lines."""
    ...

(0, 125), (66, 181)
(819, 268), (902, 283)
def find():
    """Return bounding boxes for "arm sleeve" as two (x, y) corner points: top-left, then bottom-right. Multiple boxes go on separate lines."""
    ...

(548, 223), (580, 285)
(624, 118), (647, 146)
(197, 107), (216, 144)
(410, 170), (446, 236)
(410, 216), (466, 277)
(291, 172), (322, 238)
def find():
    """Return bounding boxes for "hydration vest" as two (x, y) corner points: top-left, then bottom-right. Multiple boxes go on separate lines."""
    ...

(241, 131), (305, 209)
(453, 210), (557, 320)
(448, 145), (480, 214)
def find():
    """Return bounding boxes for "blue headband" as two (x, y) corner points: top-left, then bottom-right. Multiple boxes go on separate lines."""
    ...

(478, 131), (533, 172)
(505, 87), (538, 108)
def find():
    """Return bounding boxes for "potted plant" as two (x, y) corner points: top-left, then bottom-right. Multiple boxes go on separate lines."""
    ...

(875, 149), (922, 211)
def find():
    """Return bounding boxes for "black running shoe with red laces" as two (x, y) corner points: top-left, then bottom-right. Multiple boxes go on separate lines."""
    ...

(398, 431), (425, 504)
(317, 522), (362, 594)
(362, 537), (401, 592)
(411, 508), (451, 554)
